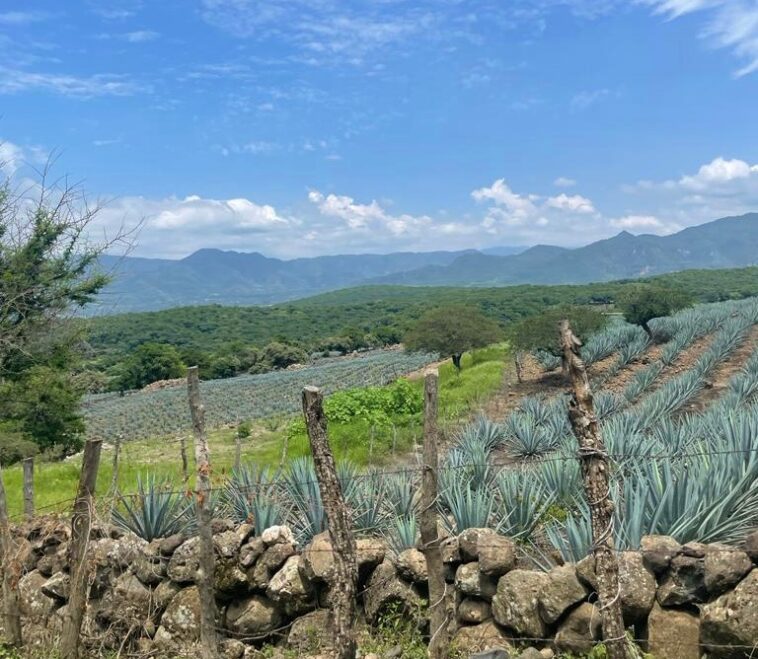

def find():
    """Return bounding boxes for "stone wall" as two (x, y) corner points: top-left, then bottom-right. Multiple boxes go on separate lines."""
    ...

(12, 518), (758, 658)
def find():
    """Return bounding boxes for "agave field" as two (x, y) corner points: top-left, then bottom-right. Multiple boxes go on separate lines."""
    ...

(83, 349), (437, 441)
(112, 297), (758, 566)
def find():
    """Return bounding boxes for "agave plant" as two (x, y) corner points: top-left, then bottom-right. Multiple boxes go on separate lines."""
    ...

(440, 471), (493, 533)
(283, 457), (327, 543)
(504, 413), (560, 460)
(223, 465), (283, 535)
(492, 470), (554, 539)
(347, 472), (389, 535)
(456, 415), (506, 453)
(112, 474), (193, 541)
(385, 515), (419, 554)
(383, 471), (418, 519)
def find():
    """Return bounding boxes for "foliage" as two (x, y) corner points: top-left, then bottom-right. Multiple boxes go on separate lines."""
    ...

(223, 465), (283, 534)
(0, 422), (38, 464)
(617, 283), (694, 337)
(404, 305), (503, 370)
(324, 378), (422, 427)
(118, 342), (186, 390)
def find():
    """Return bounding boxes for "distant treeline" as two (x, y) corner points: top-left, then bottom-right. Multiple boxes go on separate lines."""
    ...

(78, 266), (758, 392)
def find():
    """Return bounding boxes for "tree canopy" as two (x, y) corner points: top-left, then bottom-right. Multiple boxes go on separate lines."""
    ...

(617, 284), (694, 337)
(404, 305), (502, 370)
(118, 342), (187, 390)
(507, 305), (608, 356)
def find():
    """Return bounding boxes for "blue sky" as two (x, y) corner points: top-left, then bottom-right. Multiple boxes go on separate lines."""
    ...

(1, 0), (757, 258)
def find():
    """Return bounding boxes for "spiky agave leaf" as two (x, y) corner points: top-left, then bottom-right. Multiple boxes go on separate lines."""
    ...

(440, 471), (493, 533)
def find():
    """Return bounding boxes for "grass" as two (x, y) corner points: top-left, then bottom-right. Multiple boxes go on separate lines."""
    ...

(2, 344), (508, 519)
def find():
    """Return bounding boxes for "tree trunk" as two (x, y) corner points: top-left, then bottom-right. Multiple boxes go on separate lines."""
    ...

(22, 457), (34, 520)
(452, 353), (462, 372)
(0, 460), (22, 647)
(60, 439), (103, 659)
(514, 351), (524, 383)
(187, 367), (220, 659)
(560, 320), (630, 659)
(641, 320), (652, 339)
(419, 370), (450, 658)
(302, 386), (358, 659)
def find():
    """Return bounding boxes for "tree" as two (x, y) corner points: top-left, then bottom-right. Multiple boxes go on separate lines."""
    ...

(404, 305), (502, 371)
(617, 284), (693, 338)
(119, 342), (186, 390)
(507, 306), (607, 381)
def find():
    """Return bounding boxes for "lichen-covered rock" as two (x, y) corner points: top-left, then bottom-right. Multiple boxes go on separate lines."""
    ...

(19, 570), (56, 621)
(647, 602), (699, 659)
(92, 534), (146, 571)
(261, 525), (295, 547)
(153, 580), (182, 612)
(214, 555), (249, 596)
(704, 545), (752, 596)
(167, 536), (200, 584)
(300, 532), (334, 582)
(396, 548), (428, 583)
(225, 594), (283, 636)
(134, 545), (168, 586)
(657, 554), (707, 606)
(363, 559), (421, 624)
(441, 536), (461, 564)
(538, 565), (587, 624)
(641, 535), (681, 575)
(455, 561), (497, 600)
(451, 620), (513, 655)
(214, 529), (245, 559)
(36, 547), (66, 577)
(554, 602), (601, 655)
(267, 555), (315, 615)
(220, 638), (246, 659)
(458, 528), (497, 562)
(98, 572), (154, 628)
(745, 530), (758, 564)
(357, 537), (386, 577)
(159, 533), (186, 556)
(239, 536), (265, 568)
(491, 569), (549, 638)
(158, 586), (201, 643)
(701, 569), (758, 658)
(478, 535), (516, 577)
(287, 609), (334, 653)
(42, 572), (70, 601)
(250, 543), (296, 589)
(457, 598), (491, 624)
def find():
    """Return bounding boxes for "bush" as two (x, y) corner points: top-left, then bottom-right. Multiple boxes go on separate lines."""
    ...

(0, 423), (38, 464)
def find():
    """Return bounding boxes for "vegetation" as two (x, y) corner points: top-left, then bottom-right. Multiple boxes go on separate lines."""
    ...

(404, 305), (502, 370)
(617, 283), (694, 337)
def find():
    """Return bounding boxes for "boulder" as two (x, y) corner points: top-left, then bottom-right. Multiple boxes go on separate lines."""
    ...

(167, 536), (200, 584)
(657, 554), (707, 606)
(538, 565), (587, 624)
(641, 535), (681, 575)
(554, 602), (602, 655)
(701, 569), (758, 658)
(491, 569), (549, 639)
(451, 620), (513, 655)
(214, 529), (245, 559)
(158, 586), (201, 643)
(220, 639), (246, 659)
(249, 543), (296, 589)
(363, 559), (421, 624)
(37, 547), (66, 577)
(42, 572), (70, 601)
(441, 536), (461, 564)
(745, 530), (758, 563)
(478, 535), (516, 577)
(458, 598), (492, 624)
(133, 546), (168, 586)
(357, 537), (386, 577)
(261, 525), (295, 547)
(459, 528), (497, 562)
(455, 562), (497, 600)
(214, 555), (249, 596)
(239, 536), (265, 568)
(266, 555), (316, 616)
(159, 533), (186, 556)
(153, 580), (182, 612)
(300, 532), (335, 582)
(646, 602), (700, 659)
(19, 570), (57, 621)
(287, 609), (334, 653)
(225, 594), (283, 636)
(98, 572), (154, 628)
(704, 545), (753, 596)
(92, 534), (146, 571)
(396, 548), (428, 583)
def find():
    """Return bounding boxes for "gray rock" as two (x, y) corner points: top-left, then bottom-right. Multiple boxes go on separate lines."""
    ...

(287, 609), (334, 654)
(451, 620), (513, 655)
(363, 559), (421, 624)
(153, 580), (182, 612)
(357, 537), (386, 577)
(133, 547), (167, 586)
(517, 650), (543, 659)
(221, 638), (246, 659)
(249, 543), (295, 589)
(745, 530), (758, 563)
(42, 572), (70, 601)
(159, 533), (186, 556)
(469, 651), (511, 659)
(396, 548), (428, 583)
(225, 594), (283, 636)
(491, 569), (549, 638)
(538, 565), (587, 624)
(554, 602), (602, 655)
(261, 525), (295, 547)
(98, 572), (154, 628)
(266, 555), (316, 616)
(214, 555), (249, 596)
(92, 534), (146, 571)
(239, 536), (265, 568)
(441, 536), (461, 564)
(457, 598), (492, 624)
(641, 535), (681, 575)
(19, 570), (57, 621)
(478, 535), (516, 578)
(158, 585), (201, 643)
(459, 528), (497, 562)
(657, 554), (707, 606)
(701, 569), (758, 658)
(166, 536), (200, 584)
(647, 602), (700, 659)
(704, 545), (753, 596)
(214, 529), (245, 558)
(300, 532), (334, 582)
(456, 562), (497, 600)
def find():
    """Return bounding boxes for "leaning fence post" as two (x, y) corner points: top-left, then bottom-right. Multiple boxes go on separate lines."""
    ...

(0, 460), (23, 647)
(302, 386), (358, 659)
(60, 438), (103, 659)
(187, 366), (220, 659)
(23, 457), (34, 520)
(560, 320), (630, 659)
(420, 369), (450, 658)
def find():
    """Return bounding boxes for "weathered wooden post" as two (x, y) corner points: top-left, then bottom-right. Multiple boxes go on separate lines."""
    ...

(560, 320), (630, 659)
(302, 386), (358, 659)
(0, 460), (22, 647)
(187, 366), (220, 659)
(419, 369), (450, 658)
(179, 433), (190, 487)
(22, 457), (34, 520)
(60, 438), (103, 659)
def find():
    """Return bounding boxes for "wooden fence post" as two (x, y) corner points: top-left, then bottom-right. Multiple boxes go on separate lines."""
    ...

(0, 460), (22, 647)
(302, 386), (358, 659)
(419, 370), (450, 658)
(60, 438), (103, 659)
(179, 433), (190, 488)
(23, 457), (34, 520)
(187, 366), (220, 659)
(560, 320), (630, 659)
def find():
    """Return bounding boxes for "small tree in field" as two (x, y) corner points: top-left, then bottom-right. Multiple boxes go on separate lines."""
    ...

(404, 305), (502, 371)
(507, 305), (607, 381)
(617, 283), (693, 338)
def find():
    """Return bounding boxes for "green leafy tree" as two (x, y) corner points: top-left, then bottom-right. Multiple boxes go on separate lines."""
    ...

(119, 342), (186, 390)
(249, 342), (308, 373)
(404, 305), (502, 371)
(617, 284), (694, 337)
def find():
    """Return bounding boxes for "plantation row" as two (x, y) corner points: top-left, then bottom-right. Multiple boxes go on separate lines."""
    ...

(83, 349), (437, 441)
(110, 297), (758, 567)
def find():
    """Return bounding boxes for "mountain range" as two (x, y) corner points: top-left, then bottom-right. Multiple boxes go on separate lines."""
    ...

(95, 213), (758, 313)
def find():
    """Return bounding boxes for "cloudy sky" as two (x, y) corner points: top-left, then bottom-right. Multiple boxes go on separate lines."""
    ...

(1, 0), (758, 259)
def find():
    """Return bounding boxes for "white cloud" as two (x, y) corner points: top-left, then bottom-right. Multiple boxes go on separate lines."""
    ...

(0, 140), (24, 176)
(679, 156), (758, 190)
(0, 66), (147, 97)
(642, 0), (758, 76)
(0, 11), (52, 25)
(546, 193), (595, 213)
(610, 214), (666, 230)
(554, 176), (577, 187)
(471, 179), (538, 218)
(124, 30), (159, 43)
